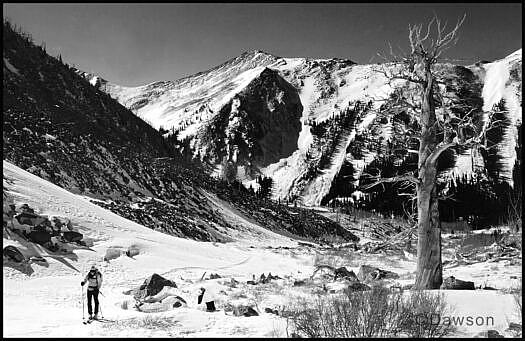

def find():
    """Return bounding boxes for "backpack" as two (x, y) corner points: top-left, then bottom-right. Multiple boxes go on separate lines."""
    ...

(88, 270), (102, 286)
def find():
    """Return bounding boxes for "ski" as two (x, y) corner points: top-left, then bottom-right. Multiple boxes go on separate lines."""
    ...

(84, 317), (113, 324)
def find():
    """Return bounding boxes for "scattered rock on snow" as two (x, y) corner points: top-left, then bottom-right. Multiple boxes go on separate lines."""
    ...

(265, 307), (279, 315)
(334, 267), (358, 281)
(506, 322), (522, 334)
(311, 265), (358, 281)
(104, 247), (123, 261)
(357, 265), (399, 282)
(135, 295), (187, 313)
(132, 273), (177, 300)
(3, 245), (25, 263)
(62, 231), (83, 243)
(346, 282), (371, 292)
(237, 306), (259, 317)
(474, 329), (505, 338)
(293, 279), (309, 286)
(440, 276), (475, 290)
(126, 245), (140, 258)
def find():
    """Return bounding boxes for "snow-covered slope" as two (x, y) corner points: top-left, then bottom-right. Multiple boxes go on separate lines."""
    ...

(478, 49), (522, 185)
(82, 49), (522, 206)
(4, 160), (521, 337)
(3, 160), (304, 336)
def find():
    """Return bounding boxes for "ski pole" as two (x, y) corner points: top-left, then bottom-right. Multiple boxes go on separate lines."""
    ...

(81, 285), (85, 321)
(99, 292), (104, 318)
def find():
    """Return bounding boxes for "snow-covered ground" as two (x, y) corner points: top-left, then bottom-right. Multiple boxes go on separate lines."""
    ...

(3, 160), (521, 337)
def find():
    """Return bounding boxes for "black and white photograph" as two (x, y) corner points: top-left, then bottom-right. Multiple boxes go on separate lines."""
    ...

(2, 2), (522, 338)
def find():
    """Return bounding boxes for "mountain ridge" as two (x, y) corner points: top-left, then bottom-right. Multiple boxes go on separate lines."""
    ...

(3, 20), (358, 243)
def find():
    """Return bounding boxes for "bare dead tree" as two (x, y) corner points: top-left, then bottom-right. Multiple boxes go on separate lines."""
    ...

(368, 14), (499, 289)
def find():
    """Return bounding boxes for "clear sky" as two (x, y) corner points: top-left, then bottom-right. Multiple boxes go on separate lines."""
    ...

(3, 3), (522, 86)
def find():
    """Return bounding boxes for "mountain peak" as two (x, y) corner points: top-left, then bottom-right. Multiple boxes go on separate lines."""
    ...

(242, 49), (278, 58)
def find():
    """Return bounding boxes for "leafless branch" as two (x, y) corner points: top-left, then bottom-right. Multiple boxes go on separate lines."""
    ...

(360, 172), (419, 191)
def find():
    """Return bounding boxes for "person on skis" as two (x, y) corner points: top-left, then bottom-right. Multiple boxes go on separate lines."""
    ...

(81, 265), (103, 320)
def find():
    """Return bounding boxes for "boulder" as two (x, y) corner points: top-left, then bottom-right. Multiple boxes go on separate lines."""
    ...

(133, 273), (177, 300)
(358, 265), (399, 282)
(440, 276), (475, 290)
(346, 282), (371, 292)
(28, 230), (52, 245)
(62, 231), (83, 243)
(474, 329), (504, 338)
(506, 322), (522, 333)
(209, 273), (221, 279)
(15, 212), (41, 226)
(3, 245), (25, 262)
(104, 247), (122, 261)
(334, 267), (358, 281)
(265, 307), (279, 315)
(267, 272), (281, 280)
(126, 245), (140, 258)
(232, 305), (259, 317)
(293, 279), (308, 286)
(242, 306), (259, 317)
(135, 295), (187, 313)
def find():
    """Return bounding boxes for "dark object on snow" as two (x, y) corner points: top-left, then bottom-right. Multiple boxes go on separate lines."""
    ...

(267, 272), (281, 280)
(477, 330), (504, 338)
(346, 282), (371, 292)
(440, 276), (475, 290)
(62, 231), (83, 243)
(247, 274), (257, 285)
(15, 212), (47, 228)
(334, 267), (358, 281)
(265, 307), (279, 315)
(20, 204), (35, 214)
(312, 265), (358, 281)
(507, 322), (522, 333)
(232, 305), (258, 317)
(357, 265), (399, 282)
(134, 273), (177, 300)
(242, 306), (258, 317)
(481, 286), (497, 290)
(293, 279), (307, 286)
(206, 301), (216, 312)
(209, 273), (221, 279)
(197, 290), (204, 304)
(28, 230), (52, 245)
(125, 246), (140, 258)
(3, 245), (25, 262)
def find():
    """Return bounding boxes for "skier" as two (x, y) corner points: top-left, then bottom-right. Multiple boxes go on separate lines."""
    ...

(81, 265), (103, 320)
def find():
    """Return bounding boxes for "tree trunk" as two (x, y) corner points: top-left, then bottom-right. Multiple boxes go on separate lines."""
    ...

(414, 65), (443, 289)
(414, 166), (442, 289)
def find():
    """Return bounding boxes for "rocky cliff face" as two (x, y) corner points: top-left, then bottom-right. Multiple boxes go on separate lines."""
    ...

(195, 68), (302, 173)
(81, 48), (522, 207)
